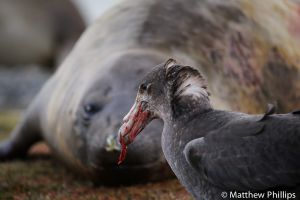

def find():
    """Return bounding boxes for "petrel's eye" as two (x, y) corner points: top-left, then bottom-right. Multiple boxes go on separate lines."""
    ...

(84, 104), (102, 116)
(139, 83), (152, 94)
(140, 83), (147, 91)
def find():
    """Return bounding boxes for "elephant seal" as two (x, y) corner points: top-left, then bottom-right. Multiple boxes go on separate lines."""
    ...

(0, 0), (85, 67)
(1, 0), (300, 184)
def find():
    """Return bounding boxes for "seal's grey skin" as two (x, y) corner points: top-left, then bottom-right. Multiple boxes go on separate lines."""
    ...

(1, 0), (300, 184)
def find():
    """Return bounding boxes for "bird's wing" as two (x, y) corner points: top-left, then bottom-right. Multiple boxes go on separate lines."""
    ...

(184, 113), (300, 191)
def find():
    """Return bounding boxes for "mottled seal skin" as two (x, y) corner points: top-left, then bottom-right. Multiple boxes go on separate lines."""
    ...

(0, 0), (85, 67)
(1, 0), (300, 184)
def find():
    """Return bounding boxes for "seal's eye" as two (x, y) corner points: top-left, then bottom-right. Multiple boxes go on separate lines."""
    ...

(84, 104), (102, 116)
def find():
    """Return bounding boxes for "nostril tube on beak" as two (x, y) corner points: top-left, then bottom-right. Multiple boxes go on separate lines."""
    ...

(123, 101), (138, 122)
(123, 114), (129, 123)
(105, 134), (121, 152)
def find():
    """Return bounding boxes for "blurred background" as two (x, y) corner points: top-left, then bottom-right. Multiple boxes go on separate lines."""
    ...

(0, 0), (120, 111)
(72, 0), (120, 24)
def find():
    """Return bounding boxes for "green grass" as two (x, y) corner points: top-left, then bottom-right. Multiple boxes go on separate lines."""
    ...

(0, 110), (20, 137)
(0, 110), (191, 200)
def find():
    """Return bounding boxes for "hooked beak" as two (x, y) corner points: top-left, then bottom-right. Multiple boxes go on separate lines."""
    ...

(117, 100), (152, 164)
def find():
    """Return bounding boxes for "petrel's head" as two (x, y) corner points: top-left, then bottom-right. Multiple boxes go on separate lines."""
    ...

(118, 58), (210, 164)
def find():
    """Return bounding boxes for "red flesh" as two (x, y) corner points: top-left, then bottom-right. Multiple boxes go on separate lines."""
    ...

(118, 102), (150, 165)
(118, 136), (127, 165)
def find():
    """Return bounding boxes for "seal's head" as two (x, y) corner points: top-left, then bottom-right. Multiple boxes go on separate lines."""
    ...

(118, 58), (210, 164)
(72, 53), (172, 183)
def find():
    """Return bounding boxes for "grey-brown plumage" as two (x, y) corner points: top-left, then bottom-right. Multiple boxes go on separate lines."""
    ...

(119, 59), (300, 200)
(183, 107), (300, 193)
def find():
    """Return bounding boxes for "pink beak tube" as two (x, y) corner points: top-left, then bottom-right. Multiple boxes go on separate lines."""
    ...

(117, 101), (150, 165)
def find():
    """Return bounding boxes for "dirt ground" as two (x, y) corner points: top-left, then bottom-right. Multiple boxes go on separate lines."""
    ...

(0, 111), (191, 200)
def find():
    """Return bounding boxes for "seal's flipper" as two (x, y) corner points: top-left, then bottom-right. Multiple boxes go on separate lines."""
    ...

(0, 102), (42, 160)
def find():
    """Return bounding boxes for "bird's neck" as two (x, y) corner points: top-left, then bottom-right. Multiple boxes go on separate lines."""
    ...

(160, 109), (213, 155)
(160, 112), (210, 199)
(158, 92), (214, 164)
(161, 109), (224, 199)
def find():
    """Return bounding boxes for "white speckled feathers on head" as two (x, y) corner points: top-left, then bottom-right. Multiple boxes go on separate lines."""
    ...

(165, 59), (209, 101)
